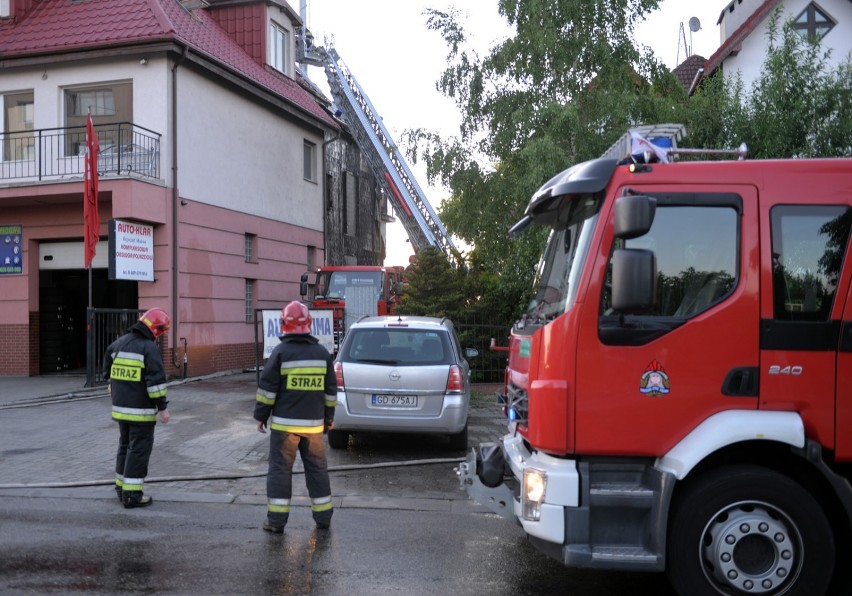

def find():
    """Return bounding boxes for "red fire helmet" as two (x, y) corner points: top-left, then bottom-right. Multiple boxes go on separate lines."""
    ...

(281, 301), (312, 334)
(139, 308), (171, 339)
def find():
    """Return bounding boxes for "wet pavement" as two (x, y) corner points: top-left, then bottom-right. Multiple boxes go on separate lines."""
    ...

(0, 371), (508, 514)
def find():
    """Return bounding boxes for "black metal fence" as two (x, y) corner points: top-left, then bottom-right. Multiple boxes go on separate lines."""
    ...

(454, 316), (510, 384)
(1, 122), (161, 182)
(86, 308), (146, 387)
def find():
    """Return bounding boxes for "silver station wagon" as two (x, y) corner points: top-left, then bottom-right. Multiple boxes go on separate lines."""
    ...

(330, 316), (478, 450)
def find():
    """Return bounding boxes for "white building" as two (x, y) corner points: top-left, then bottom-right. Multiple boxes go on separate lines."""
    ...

(691, 0), (852, 93)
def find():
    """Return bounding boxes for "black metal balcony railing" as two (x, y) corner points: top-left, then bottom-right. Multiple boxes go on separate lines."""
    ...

(0, 122), (161, 182)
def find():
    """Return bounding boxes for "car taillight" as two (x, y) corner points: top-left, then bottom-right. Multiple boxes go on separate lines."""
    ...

(446, 364), (463, 393)
(334, 361), (344, 390)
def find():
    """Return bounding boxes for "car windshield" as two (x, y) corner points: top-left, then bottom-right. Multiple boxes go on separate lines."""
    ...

(341, 328), (451, 366)
(526, 195), (602, 322)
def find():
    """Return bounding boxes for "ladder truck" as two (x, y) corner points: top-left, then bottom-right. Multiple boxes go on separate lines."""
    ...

(318, 46), (458, 264)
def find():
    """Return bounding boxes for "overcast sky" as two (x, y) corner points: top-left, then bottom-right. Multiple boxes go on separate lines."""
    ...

(300, 1), (726, 264)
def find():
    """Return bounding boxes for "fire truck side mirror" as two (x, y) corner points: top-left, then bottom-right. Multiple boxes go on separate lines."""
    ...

(299, 273), (309, 298)
(614, 195), (656, 239)
(611, 249), (657, 313)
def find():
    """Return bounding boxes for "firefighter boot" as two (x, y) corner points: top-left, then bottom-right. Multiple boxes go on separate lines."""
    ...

(123, 494), (153, 509)
(263, 520), (284, 534)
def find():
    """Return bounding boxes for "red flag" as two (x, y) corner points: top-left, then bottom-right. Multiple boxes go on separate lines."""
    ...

(84, 114), (100, 269)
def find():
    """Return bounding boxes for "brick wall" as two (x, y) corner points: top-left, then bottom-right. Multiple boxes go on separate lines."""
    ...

(169, 342), (257, 379)
(0, 321), (32, 375)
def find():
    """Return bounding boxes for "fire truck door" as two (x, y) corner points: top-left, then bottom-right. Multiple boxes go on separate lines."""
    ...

(577, 188), (760, 456)
(759, 205), (852, 455)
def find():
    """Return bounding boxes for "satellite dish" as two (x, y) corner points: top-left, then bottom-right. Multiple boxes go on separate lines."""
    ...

(688, 17), (701, 32)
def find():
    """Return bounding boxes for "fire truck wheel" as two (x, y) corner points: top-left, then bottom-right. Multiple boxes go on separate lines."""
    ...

(327, 429), (350, 450)
(667, 464), (834, 596)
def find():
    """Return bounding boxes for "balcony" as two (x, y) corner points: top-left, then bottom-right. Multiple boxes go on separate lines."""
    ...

(0, 123), (161, 183)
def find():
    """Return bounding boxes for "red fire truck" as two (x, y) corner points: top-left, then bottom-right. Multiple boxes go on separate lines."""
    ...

(459, 142), (852, 594)
(300, 265), (405, 350)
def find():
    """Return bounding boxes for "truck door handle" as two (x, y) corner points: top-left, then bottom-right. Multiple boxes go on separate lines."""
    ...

(722, 366), (759, 397)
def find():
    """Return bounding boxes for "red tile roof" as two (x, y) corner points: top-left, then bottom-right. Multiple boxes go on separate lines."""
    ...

(0, 0), (337, 129)
(672, 54), (706, 90)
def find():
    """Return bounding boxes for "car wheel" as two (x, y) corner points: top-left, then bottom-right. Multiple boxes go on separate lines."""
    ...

(327, 429), (349, 450)
(667, 464), (834, 596)
(448, 423), (468, 451)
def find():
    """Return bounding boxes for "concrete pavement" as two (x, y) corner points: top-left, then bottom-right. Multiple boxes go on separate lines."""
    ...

(0, 371), (508, 515)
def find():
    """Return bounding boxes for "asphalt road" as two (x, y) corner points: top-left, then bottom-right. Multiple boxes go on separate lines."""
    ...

(0, 372), (676, 594)
(0, 496), (676, 595)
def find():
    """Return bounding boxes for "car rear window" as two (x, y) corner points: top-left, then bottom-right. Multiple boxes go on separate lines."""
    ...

(341, 328), (452, 366)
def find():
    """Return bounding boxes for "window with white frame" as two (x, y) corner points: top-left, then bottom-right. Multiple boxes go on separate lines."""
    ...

(3, 91), (34, 162)
(792, 3), (835, 41)
(303, 140), (317, 182)
(268, 21), (289, 74)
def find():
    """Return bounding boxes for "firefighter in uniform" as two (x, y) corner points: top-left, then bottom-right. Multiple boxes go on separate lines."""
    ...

(103, 308), (171, 508)
(254, 301), (338, 533)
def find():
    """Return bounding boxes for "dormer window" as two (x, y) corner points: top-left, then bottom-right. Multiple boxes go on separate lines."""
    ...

(268, 21), (289, 74)
(792, 3), (835, 41)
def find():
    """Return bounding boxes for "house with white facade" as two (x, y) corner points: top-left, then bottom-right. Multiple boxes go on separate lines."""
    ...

(689, 0), (852, 93)
(0, 0), (391, 378)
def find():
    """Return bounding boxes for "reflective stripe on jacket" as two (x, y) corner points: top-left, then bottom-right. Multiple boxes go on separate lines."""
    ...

(254, 334), (337, 433)
(104, 322), (168, 426)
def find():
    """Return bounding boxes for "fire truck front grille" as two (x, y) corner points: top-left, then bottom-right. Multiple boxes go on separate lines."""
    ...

(505, 382), (528, 425)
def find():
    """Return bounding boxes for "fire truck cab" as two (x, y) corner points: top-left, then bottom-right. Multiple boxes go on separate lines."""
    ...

(459, 150), (852, 595)
(300, 265), (404, 350)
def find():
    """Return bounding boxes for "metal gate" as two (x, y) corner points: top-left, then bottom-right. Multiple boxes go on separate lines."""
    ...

(85, 308), (145, 387)
(454, 317), (509, 384)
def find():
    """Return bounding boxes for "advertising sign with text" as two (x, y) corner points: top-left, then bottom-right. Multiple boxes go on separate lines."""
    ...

(109, 219), (154, 281)
(261, 309), (334, 358)
(0, 224), (23, 275)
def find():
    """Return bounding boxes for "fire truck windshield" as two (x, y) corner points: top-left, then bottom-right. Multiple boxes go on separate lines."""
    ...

(317, 271), (383, 299)
(526, 197), (602, 321)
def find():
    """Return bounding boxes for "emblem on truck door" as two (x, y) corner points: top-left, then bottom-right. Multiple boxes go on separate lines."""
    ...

(640, 359), (670, 397)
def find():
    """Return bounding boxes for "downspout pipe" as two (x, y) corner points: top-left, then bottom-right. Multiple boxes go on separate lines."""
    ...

(171, 46), (188, 370)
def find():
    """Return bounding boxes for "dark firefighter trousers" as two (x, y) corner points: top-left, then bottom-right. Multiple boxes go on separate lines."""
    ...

(115, 422), (155, 499)
(266, 430), (333, 528)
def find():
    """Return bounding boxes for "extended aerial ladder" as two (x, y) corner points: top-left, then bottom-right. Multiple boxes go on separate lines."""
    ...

(318, 47), (458, 262)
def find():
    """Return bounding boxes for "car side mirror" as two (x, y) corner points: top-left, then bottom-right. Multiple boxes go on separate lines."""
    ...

(465, 348), (479, 359)
(300, 273), (308, 298)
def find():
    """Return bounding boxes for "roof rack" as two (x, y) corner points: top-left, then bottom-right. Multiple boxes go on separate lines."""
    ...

(602, 124), (748, 162)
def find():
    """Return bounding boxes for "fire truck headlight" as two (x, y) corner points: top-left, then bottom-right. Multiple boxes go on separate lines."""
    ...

(522, 468), (546, 521)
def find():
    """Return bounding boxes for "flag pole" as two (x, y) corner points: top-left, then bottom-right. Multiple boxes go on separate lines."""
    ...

(87, 109), (93, 310)
(84, 108), (99, 308)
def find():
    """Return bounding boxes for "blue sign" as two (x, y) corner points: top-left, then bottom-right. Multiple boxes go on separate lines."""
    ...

(0, 225), (23, 275)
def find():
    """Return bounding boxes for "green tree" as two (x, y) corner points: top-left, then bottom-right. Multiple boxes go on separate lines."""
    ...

(407, 2), (850, 324)
(407, 0), (669, 320)
(397, 246), (466, 319)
